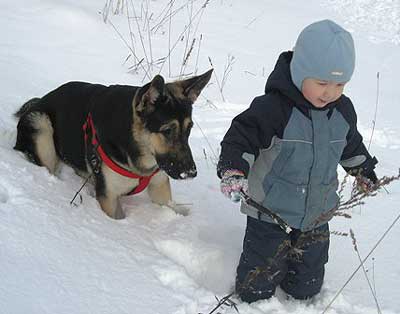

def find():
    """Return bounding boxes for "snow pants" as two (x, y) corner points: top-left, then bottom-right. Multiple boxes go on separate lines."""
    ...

(236, 216), (329, 303)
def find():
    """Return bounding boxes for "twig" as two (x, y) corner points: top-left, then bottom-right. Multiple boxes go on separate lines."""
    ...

(368, 72), (380, 151)
(310, 169), (399, 229)
(150, 0), (173, 30)
(338, 172), (351, 202)
(349, 229), (382, 314)
(244, 70), (256, 76)
(330, 230), (349, 237)
(245, 10), (265, 28)
(151, 0), (194, 33)
(321, 213), (400, 314)
(240, 191), (292, 234)
(221, 54), (235, 91)
(193, 117), (218, 164)
(339, 170), (400, 212)
(70, 174), (92, 206)
(180, 0), (194, 77)
(182, 38), (196, 71)
(208, 57), (225, 102)
(158, 0), (210, 74)
(129, 0), (152, 75)
(106, 20), (152, 80)
(199, 292), (238, 314)
(145, 2), (154, 73)
(168, 0), (174, 77)
(126, 4), (138, 68)
(194, 34), (203, 75)
(372, 258), (377, 298)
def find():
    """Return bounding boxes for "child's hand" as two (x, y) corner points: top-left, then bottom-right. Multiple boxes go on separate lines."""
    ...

(355, 171), (378, 193)
(220, 169), (248, 202)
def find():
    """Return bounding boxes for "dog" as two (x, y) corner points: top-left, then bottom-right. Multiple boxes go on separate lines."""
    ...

(14, 69), (213, 219)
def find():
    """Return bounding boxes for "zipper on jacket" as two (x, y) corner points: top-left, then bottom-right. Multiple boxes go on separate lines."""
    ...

(302, 108), (315, 229)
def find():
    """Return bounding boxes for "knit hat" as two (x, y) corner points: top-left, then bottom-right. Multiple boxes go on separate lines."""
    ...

(290, 19), (356, 91)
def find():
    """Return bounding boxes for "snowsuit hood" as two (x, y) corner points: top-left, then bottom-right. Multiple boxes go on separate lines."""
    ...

(264, 51), (338, 112)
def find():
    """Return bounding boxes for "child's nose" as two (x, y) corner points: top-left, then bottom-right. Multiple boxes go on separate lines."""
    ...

(323, 86), (336, 99)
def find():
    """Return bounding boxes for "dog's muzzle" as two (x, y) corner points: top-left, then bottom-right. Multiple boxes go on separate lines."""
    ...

(178, 167), (197, 179)
(156, 154), (197, 180)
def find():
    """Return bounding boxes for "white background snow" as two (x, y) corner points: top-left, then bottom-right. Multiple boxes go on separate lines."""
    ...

(1, 0), (400, 313)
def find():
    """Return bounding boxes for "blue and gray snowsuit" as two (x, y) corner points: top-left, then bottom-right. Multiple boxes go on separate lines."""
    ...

(217, 51), (378, 302)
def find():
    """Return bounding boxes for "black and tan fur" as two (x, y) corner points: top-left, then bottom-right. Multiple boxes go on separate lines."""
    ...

(14, 70), (213, 219)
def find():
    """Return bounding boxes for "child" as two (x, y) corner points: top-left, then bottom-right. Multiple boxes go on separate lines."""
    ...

(217, 19), (378, 303)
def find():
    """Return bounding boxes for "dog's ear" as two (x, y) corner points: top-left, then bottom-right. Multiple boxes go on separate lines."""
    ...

(136, 75), (165, 115)
(177, 69), (213, 103)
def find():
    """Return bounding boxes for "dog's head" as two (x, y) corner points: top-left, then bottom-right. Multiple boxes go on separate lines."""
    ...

(133, 69), (213, 180)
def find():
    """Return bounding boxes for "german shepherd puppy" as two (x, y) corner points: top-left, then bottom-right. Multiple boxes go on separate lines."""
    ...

(14, 70), (213, 219)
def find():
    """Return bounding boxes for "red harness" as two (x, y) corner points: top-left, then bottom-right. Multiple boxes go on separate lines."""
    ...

(82, 113), (159, 195)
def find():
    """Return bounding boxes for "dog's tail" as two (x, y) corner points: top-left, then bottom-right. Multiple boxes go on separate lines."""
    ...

(14, 97), (41, 118)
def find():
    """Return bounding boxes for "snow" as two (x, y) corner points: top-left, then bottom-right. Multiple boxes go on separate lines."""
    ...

(324, 0), (400, 45)
(1, 0), (400, 313)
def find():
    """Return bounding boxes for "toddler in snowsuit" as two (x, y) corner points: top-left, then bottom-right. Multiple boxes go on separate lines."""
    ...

(217, 20), (378, 302)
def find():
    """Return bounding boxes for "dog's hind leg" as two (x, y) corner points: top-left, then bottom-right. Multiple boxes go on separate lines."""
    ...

(31, 113), (59, 174)
(15, 112), (59, 174)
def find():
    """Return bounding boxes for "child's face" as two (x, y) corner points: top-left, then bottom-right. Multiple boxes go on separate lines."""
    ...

(301, 78), (346, 108)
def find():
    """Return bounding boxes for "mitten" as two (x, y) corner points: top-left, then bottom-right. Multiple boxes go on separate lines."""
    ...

(355, 170), (378, 193)
(220, 169), (248, 202)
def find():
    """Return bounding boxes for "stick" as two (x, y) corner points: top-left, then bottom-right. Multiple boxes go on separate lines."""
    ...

(239, 190), (292, 234)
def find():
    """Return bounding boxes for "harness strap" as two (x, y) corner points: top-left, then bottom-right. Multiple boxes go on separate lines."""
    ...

(83, 113), (159, 195)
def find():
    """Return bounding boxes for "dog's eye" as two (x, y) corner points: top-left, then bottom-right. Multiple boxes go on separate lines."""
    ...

(160, 127), (173, 137)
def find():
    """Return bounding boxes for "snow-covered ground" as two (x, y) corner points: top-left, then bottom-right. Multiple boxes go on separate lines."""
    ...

(1, 1), (399, 313)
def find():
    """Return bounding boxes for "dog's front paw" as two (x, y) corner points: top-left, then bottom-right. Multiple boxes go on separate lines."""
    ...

(162, 200), (191, 216)
(113, 206), (126, 220)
